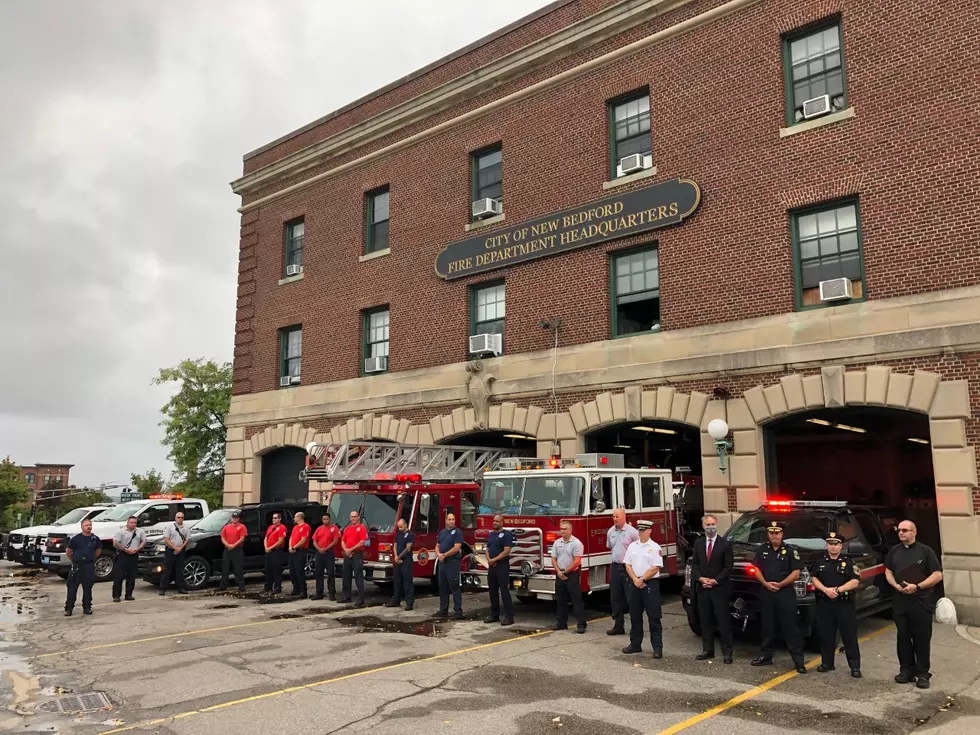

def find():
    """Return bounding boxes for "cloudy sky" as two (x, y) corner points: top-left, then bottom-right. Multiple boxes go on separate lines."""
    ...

(0, 0), (550, 489)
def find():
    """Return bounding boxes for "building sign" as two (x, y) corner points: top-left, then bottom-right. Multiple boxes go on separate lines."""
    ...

(119, 491), (144, 502)
(435, 178), (700, 280)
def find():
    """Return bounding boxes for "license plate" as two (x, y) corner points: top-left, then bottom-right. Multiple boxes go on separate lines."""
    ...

(42, 557), (51, 564)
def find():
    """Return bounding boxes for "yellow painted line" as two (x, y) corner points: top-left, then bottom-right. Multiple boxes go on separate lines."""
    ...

(98, 628), (555, 734)
(656, 625), (892, 735)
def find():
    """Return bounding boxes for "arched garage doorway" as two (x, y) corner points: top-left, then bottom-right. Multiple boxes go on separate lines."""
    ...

(764, 406), (940, 553)
(442, 430), (536, 456)
(586, 421), (702, 477)
(260, 447), (309, 503)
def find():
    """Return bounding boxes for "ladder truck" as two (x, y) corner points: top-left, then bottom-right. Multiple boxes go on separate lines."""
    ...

(301, 441), (525, 586)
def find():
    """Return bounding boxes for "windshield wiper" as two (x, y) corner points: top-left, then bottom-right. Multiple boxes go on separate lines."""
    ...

(521, 500), (561, 526)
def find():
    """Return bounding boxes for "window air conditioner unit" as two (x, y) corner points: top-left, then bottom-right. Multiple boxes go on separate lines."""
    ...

(468, 332), (502, 356)
(819, 277), (853, 302)
(472, 198), (502, 220)
(279, 376), (292, 387)
(364, 356), (388, 373)
(802, 94), (832, 120)
(619, 154), (649, 175)
(285, 264), (302, 277)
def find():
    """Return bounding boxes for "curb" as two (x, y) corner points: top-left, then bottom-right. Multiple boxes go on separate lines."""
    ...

(954, 625), (980, 647)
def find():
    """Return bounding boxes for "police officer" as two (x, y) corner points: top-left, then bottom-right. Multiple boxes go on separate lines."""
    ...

(65, 518), (101, 616)
(483, 513), (514, 626)
(750, 519), (807, 674)
(435, 512), (463, 619)
(810, 531), (861, 677)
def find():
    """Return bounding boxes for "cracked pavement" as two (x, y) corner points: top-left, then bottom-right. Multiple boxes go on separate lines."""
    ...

(3, 561), (980, 734)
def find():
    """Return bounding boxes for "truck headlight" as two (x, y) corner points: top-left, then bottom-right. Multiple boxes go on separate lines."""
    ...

(472, 543), (486, 554)
(521, 560), (541, 577)
(154, 543), (167, 553)
(379, 553), (391, 562)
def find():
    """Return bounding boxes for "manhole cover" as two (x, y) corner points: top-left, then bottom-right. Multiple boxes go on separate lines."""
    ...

(35, 691), (112, 714)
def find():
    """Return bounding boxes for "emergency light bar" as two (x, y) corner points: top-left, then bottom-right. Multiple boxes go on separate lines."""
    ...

(764, 499), (847, 510)
(147, 494), (183, 500)
(493, 452), (626, 471)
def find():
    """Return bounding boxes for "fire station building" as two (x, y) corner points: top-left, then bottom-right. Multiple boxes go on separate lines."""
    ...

(224, 0), (980, 621)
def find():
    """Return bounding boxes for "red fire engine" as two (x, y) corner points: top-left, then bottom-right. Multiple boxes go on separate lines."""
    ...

(301, 442), (524, 585)
(462, 452), (678, 603)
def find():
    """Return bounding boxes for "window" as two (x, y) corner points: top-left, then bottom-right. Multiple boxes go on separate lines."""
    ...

(640, 476), (662, 509)
(365, 187), (390, 254)
(621, 477), (637, 510)
(24, 473), (35, 485)
(279, 326), (302, 386)
(413, 493), (440, 534)
(239, 510), (260, 535)
(284, 219), (304, 274)
(471, 145), (502, 209)
(784, 21), (846, 125)
(592, 476), (614, 513)
(460, 492), (478, 529)
(611, 247), (660, 336)
(362, 307), (390, 373)
(138, 504), (170, 527)
(608, 91), (651, 178)
(179, 503), (204, 521)
(470, 281), (505, 348)
(792, 200), (864, 308)
(849, 510), (883, 546)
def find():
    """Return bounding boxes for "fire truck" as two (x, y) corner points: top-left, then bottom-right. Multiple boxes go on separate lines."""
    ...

(301, 441), (524, 585)
(462, 452), (677, 603)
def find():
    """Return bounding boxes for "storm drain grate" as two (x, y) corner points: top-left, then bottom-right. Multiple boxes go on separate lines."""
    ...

(35, 691), (112, 714)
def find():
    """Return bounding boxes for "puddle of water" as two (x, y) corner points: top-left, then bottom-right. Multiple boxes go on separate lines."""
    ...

(269, 613), (302, 620)
(0, 603), (32, 623)
(335, 614), (448, 637)
(208, 604), (240, 610)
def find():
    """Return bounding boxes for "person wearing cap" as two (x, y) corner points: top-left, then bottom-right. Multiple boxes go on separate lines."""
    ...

(750, 519), (807, 674)
(621, 519), (665, 658)
(218, 510), (248, 593)
(810, 531), (861, 677)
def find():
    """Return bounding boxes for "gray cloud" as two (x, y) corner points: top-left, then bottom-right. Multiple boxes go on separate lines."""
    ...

(0, 0), (550, 487)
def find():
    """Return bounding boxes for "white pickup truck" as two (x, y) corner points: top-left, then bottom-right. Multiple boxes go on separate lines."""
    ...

(41, 496), (209, 582)
(4, 504), (116, 566)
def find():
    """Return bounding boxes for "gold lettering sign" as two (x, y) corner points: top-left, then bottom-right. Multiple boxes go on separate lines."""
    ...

(435, 178), (700, 280)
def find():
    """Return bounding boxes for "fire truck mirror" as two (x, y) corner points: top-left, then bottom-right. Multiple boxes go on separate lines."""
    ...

(590, 479), (601, 500)
(594, 500), (606, 513)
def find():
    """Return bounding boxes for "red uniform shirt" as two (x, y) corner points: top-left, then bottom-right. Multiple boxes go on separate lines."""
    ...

(265, 523), (287, 549)
(221, 522), (247, 547)
(342, 523), (368, 551)
(289, 522), (311, 549)
(313, 524), (340, 551)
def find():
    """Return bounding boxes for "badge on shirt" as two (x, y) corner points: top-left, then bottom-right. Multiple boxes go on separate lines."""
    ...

(792, 550), (799, 560)
(840, 561), (846, 569)
(781, 548), (786, 556)
(498, 532), (505, 538)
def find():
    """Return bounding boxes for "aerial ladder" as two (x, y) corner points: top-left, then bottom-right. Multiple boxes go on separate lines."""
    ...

(300, 441), (527, 484)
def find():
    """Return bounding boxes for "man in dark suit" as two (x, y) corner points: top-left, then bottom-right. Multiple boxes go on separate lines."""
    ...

(690, 514), (734, 663)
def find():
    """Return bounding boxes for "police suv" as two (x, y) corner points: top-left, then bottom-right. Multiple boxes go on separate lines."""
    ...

(681, 500), (899, 644)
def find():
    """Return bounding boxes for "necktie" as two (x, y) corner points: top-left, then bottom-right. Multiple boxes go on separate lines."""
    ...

(707, 538), (713, 561)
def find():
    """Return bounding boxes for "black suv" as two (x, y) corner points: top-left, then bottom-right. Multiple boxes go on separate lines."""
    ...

(139, 501), (326, 591)
(681, 500), (900, 643)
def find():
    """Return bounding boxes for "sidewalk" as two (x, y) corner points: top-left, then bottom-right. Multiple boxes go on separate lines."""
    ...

(914, 625), (980, 734)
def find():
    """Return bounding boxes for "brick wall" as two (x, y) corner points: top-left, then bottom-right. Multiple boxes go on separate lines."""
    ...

(233, 0), (980, 402)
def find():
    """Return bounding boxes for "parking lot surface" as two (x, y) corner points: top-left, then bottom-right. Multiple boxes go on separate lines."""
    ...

(2, 561), (980, 734)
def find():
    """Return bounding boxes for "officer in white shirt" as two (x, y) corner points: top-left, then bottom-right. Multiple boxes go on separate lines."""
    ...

(621, 519), (664, 659)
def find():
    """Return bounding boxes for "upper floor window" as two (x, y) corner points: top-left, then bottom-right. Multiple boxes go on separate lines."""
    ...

(784, 20), (846, 125)
(471, 145), (503, 219)
(611, 247), (660, 336)
(608, 91), (651, 178)
(470, 281), (505, 355)
(25, 473), (35, 485)
(279, 326), (302, 387)
(284, 219), (304, 276)
(363, 307), (390, 374)
(365, 187), (390, 254)
(792, 200), (864, 309)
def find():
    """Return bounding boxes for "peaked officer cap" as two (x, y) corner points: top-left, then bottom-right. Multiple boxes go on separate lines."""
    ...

(637, 519), (654, 530)
(766, 520), (785, 532)
(825, 531), (843, 544)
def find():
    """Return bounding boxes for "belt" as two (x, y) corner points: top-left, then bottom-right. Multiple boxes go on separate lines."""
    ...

(613, 561), (626, 566)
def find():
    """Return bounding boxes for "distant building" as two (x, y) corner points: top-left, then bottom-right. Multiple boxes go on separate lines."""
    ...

(18, 464), (74, 493)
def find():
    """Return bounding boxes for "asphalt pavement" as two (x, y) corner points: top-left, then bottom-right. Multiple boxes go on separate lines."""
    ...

(2, 560), (980, 734)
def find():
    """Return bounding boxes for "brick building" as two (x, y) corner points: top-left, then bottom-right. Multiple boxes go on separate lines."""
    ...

(18, 463), (73, 493)
(224, 0), (980, 620)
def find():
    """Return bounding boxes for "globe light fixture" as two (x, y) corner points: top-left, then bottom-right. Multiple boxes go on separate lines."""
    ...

(706, 418), (733, 472)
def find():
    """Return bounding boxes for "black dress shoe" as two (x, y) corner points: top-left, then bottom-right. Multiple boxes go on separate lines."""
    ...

(83, 609), (92, 615)
(125, 596), (135, 601)
(158, 590), (165, 596)
(750, 657), (773, 667)
(895, 673), (915, 684)
(354, 602), (366, 609)
(483, 615), (499, 623)
(696, 652), (715, 661)
(384, 600), (400, 608)
(113, 597), (121, 603)
(435, 611), (449, 619)
(795, 664), (807, 674)
(500, 618), (514, 626)
(653, 649), (663, 659)
(178, 589), (188, 595)
(64, 609), (72, 617)
(724, 656), (733, 665)
(606, 627), (625, 636)
(405, 604), (413, 611)
(816, 664), (834, 673)
(575, 625), (586, 634)
(851, 669), (862, 678)
(550, 624), (568, 631)
(312, 595), (323, 600)
(916, 677), (930, 689)
(622, 645), (642, 654)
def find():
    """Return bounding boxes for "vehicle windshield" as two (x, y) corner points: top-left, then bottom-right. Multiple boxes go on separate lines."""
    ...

(93, 502), (146, 523)
(54, 507), (103, 526)
(726, 513), (832, 552)
(330, 492), (400, 533)
(193, 509), (237, 533)
(479, 475), (585, 515)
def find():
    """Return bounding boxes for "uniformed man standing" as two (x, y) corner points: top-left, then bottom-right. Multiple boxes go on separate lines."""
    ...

(312, 511), (340, 601)
(263, 512), (287, 594)
(340, 510), (368, 607)
(159, 512), (190, 596)
(435, 512), (464, 619)
(218, 510), (247, 593)
(621, 519), (664, 658)
(606, 509), (639, 637)
(884, 519), (944, 689)
(750, 519), (806, 674)
(810, 531), (861, 677)
(386, 518), (415, 610)
(288, 511), (311, 598)
(483, 513), (514, 626)
(111, 515), (146, 602)
(550, 520), (587, 633)
(65, 518), (101, 616)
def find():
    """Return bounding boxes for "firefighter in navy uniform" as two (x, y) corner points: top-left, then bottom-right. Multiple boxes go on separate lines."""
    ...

(750, 519), (807, 674)
(810, 531), (862, 677)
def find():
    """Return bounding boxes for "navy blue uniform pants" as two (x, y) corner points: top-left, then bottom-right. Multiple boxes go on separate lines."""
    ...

(438, 558), (462, 614)
(760, 588), (804, 664)
(314, 550), (336, 599)
(392, 559), (414, 605)
(264, 548), (284, 592)
(894, 598), (933, 678)
(161, 549), (187, 592)
(555, 570), (587, 628)
(629, 581), (663, 650)
(342, 552), (365, 604)
(66, 562), (95, 611)
(610, 562), (630, 628)
(817, 598), (860, 669)
(487, 562), (513, 620)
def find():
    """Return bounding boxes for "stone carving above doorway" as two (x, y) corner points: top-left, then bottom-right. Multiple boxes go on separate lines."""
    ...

(466, 359), (496, 430)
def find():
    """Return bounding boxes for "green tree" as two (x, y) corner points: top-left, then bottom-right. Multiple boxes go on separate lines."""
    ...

(53, 489), (112, 513)
(130, 469), (166, 497)
(0, 456), (30, 531)
(153, 358), (232, 511)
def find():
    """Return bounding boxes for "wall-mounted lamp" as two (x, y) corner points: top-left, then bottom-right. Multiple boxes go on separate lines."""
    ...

(707, 418), (733, 472)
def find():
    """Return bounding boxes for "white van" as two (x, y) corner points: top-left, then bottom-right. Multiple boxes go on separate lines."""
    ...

(4, 504), (116, 565)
